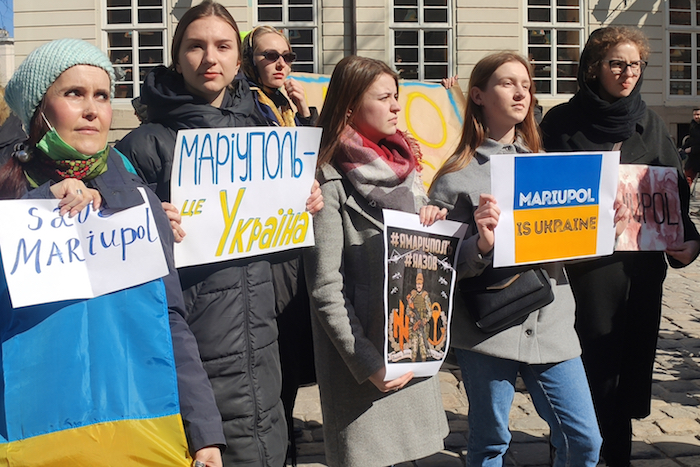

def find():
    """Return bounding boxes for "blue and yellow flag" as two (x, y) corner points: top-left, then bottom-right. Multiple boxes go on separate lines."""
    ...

(0, 255), (191, 466)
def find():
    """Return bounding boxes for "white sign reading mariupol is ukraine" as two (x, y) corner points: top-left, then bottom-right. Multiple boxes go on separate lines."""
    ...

(171, 127), (321, 268)
(0, 188), (168, 308)
(491, 151), (620, 267)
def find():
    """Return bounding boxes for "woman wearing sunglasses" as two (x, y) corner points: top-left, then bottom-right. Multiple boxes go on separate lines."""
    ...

(240, 26), (319, 465)
(541, 27), (700, 467)
(241, 26), (316, 127)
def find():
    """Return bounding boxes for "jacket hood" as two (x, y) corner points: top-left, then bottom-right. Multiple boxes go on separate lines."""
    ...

(140, 66), (261, 131)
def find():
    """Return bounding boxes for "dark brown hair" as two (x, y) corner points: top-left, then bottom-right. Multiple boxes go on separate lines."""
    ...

(583, 26), (651, 84)
(316, 56), (398, 167)
(170, 0), (241, 71)
(430, 52), (541, 188)
(0, 99), (51, 199)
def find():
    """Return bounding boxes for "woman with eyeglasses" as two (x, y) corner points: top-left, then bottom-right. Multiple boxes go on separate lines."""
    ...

(241, 26), (316, 127)
(116, 2), (322, 466)
(541, 27), (700, 467)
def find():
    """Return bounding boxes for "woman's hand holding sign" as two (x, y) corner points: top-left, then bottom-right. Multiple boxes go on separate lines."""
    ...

(369, 366), (414, 393)
(162, 202), (186, 243)
(475, 194), (500, 255)
(50, 179), (102, 217)
(613, 189), (631, 239)
(419, 205), (448, 226)
(666, 240), (700, 265)
(306, 179), (324, 215)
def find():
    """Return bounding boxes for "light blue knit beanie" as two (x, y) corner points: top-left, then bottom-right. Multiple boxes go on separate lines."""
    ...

(5, 38), (116, 129)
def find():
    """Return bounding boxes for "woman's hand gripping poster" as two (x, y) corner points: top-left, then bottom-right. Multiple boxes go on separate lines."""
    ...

(383, 210), (467, 380)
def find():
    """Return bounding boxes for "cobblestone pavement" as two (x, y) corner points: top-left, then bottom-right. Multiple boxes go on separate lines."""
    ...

(289, 198), (700, 467)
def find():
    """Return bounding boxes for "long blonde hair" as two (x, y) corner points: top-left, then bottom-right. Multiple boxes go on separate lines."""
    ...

(430, 52), (541, 191)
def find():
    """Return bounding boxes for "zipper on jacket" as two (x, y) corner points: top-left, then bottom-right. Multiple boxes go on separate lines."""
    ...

(241, 264), (265, 462)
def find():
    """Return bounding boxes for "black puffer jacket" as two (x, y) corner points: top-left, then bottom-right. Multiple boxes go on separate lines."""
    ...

(116, 67), (287, 467)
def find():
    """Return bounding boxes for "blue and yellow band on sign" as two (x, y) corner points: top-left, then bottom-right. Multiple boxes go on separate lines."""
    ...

(512, 154), (603, 263)
(514, 205), (599, 263)
(0, 253), (191, 464)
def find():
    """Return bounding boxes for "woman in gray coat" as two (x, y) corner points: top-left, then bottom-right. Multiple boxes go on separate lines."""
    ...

(304, 55), (449, 467)
(429, 52), (603, 467)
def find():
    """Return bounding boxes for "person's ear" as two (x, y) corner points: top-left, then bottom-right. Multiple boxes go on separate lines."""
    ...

(470, 86), (483, 106)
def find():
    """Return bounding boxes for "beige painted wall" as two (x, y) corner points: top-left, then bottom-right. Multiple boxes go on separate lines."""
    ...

(13, 0), (700, 141)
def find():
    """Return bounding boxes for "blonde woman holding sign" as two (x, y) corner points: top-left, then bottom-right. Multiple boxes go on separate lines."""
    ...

(429, 52), (602, 467)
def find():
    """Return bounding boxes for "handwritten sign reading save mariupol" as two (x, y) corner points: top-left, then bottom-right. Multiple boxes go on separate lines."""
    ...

(171, 127), (321, 268)
(0, 188), (168, 308)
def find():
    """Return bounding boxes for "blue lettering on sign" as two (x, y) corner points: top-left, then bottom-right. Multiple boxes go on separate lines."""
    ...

(513, 154), (603, 210)
(10, 206), (158, 275)
(177, 129), (312, 186)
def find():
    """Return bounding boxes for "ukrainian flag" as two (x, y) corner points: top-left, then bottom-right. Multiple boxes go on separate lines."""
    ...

(0, 254), (191, 466)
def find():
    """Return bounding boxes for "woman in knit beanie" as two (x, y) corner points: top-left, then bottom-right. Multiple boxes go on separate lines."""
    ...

(0, 38), (224, 466)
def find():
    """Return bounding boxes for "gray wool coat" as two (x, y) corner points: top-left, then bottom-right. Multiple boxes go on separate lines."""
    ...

(429, 139), (582, 364)
(304, 163), (449, 467)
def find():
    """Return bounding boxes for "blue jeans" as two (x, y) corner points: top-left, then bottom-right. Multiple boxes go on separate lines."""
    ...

(455, 349), (602, 467)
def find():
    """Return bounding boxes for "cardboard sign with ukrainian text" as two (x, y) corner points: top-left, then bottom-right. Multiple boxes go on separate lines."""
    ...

(171, 127), (320, 268)
(616, 165), (684, 251)
(0, 188), (168, 308)
(291, 73), (466, 186)
(491, 152), (619, 267)
(383, 209), (467, 380)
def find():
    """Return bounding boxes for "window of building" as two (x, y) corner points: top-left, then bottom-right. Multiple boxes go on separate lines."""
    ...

(255, 0), (317, 73)
(525, 0), (582, 96)
(103, 0), (166, 99)
(391, 0), (452, 81)
(668, 0), (700, 96)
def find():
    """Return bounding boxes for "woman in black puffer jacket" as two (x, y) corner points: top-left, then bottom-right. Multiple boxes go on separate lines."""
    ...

(116, 2), (322, 465)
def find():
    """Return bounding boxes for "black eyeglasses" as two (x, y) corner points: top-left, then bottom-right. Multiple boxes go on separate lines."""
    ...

(258, 50), (297, 64)
(607, 60), (647, 76)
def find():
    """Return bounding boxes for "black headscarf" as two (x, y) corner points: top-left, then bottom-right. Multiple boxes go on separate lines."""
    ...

(567, 27), (647, 143)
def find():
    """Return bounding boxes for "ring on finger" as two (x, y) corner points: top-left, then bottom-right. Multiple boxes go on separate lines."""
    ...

(76, 189), (83, 195)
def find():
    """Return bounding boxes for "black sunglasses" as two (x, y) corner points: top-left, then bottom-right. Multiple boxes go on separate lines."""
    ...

(258, 50), (297, 64)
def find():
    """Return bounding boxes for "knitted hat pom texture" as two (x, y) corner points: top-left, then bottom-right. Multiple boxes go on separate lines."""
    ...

(5, 38), (116, 129)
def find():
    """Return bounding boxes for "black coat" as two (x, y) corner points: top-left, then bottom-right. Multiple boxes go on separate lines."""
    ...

(541, 104), (700, 418)
(116, 67), (287, 467)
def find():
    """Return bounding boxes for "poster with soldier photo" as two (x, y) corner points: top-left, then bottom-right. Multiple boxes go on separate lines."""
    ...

(382, 209), (468, 380)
